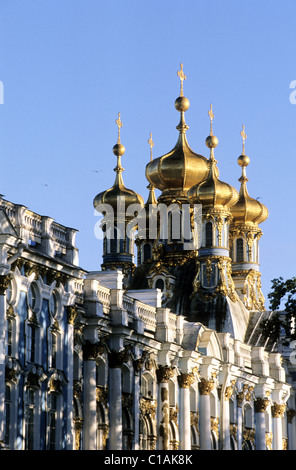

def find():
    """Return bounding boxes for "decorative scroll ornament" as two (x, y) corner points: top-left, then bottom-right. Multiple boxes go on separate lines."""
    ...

(24, 364), (47, 389)
(140, 397), (157, 419)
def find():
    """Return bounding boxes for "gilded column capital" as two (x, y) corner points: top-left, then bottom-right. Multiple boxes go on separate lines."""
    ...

(83, 340), (105, 361)
(211, 417), (219, 434)
(96, 386), (108, 405)
(254, 396), (269, 413)
(177, 372), (195, 389)
(237, 391), (244, 407)
(156, 365), (175, 383)
(0, 274), (10, 295)
(198, 377), (215, 395)
(224, 385), (234, 401)
(108, 349), (127, 368)
(67, 305), (78, 325)
(271, 402), (286, 418)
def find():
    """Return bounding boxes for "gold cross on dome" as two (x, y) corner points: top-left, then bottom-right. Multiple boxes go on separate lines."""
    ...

(177, 63), (186, 97)
(208, 104), (214, 135)
(116, 112), (123, 143)
(148, 132), (154, 161)
(240, 124), (247, 154)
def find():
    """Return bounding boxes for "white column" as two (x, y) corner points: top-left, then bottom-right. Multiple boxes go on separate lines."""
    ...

(108, 350), (124, 451)
(0, 276), (9, 445)
(178, 373), (194, 450)
(272, 403), (285, 450)
(83, 358), (97, 450)
(198, 378), (215, 450)
(237, 406), (243, 449)
(221, 391), (231, 450)
(254, 397), (269, 450)
(156, 366), (174, 450)
(236, 392), (244, 449)
(66, 307), (77, 450)
(109, 366), (122, 450)
(133, 365), (141, 450)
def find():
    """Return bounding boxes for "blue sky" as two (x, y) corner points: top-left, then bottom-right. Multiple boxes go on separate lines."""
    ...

(0, 0), (295, 304)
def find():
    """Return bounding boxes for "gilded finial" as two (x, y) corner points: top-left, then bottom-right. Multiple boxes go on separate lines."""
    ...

(238, 124), (250, 177)
(240, 124), (247, 155)
(116, 112), (123, 144)
(208, 104), (214, 136)
(148, 132), (154, 161)
(205, 103), (218, 152)
(177, 63), (186, 97)
(113, 112), (125, 158)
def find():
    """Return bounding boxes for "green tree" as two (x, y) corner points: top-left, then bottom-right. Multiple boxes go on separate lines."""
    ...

(260, 277), (296, 346)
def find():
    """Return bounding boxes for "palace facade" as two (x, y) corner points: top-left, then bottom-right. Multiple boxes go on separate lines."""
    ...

(1, 65), (295, 451)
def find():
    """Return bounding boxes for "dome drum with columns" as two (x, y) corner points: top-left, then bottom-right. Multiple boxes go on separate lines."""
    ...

(94, 64), (269, 341)
(93, 112), (144, 279)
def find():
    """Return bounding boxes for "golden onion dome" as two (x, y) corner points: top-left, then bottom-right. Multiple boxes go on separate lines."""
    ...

(145, 64), (209, 203)
(230, 126), (268, 226)
(187, 105), (238, 211)
(93, 113), (144, 216)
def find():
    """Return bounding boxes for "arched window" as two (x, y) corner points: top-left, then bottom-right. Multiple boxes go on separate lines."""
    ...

(242, 440), (253, 450)
(230, 434), (237, 450)
(205, 222), (213, 247)
(26, 324), (37, 363)
(191, 425), (199, 450)
(141, 373), (154, 399)
(28, 283), (38, 312)
(25, 388), (35, 450)
(155, 278), (164, 292)
(122, 365), (132, 394)
(97, 402), (108, 450)
(110, 227), (118, 253)
(48, 393), (58, 450)
(122, 408), (133, 450)
(169, 209), (181, 241)
(5, 384), (11, 447)
(96, 358), (106, 387)
(51, 332), (57, 369)
(73, 351), (80, 381)
(211, 430), (218, 450)
(7, 318), (13, 357)
(236, 238), (244, 262)
(140, 417), (149, 450)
